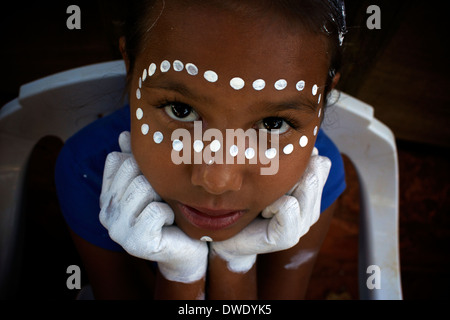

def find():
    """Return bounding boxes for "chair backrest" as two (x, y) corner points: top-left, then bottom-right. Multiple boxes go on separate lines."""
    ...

(0, 61), (126, 297)
(0, 60), (402, 299)
(322, 92), (402, 299)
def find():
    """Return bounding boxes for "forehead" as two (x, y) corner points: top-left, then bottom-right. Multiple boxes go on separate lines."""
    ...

(137, 1), (329, 85)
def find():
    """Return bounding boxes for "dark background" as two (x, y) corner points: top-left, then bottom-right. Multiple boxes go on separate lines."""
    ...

(1, 0), (448, 299)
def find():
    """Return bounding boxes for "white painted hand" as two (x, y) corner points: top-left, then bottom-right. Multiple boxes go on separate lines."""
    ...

(99, 131), (208, 283)
(211, 147), (331, 273)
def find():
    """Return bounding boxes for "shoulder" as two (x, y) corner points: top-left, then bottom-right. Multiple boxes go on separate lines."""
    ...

(55, 105), (130, 251)
(56, 105), (130, 183)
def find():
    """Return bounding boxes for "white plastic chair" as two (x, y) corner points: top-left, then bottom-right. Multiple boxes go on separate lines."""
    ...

(322, 91), (402, 300)
(0, 60), (402, 299)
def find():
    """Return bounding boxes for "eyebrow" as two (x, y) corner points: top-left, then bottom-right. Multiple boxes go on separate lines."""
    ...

(259, 98), (318, 115)
(143, 77), (318, 114)
(143, 77), (214, 104)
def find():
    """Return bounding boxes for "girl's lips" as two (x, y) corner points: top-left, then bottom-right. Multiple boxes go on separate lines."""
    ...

(177, 203), (246, 231)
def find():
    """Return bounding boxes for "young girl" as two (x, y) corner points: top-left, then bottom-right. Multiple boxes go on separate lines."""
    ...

(55, 0), (347, 299)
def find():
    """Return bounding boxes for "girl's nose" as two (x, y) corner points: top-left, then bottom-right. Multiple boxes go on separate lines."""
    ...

(191, 163), (243, 195)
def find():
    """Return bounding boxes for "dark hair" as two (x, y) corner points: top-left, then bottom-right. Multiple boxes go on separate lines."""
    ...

(122, 0), (346, 105)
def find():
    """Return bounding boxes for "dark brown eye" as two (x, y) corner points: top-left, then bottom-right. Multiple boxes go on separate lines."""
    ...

(164, 103), (199, 122)
(256, 117), (290, 133)
(262, 117), (284, 130)
(171, 104), (191, 118)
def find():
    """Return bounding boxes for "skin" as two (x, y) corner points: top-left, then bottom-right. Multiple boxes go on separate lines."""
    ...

(129, 2), (330, 241)
(71, 1), (341, 299)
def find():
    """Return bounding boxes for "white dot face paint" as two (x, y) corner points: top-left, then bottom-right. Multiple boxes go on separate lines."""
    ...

(139, 77), (142, 88)
(136, 88), (141, 100)
(173, 60), (184, 72)
(230, 77), (245, 90)
(210, 139), (221, 153)
(312, 84), (318, 96)
(274, 79), (287, 91)
(200, 236), (213, 242)
(148, 63), (157, 77)
(296, 80), (305, 91)
(193, 140), (204, 153)
(318, 93), (322, 105)
(299, 135), (308, 148)
(142, 69), (147, 81)
(230, 145), (238, 157)
(283, 144), (294, 155)
(265, 148), (277, 159)
(204, 70), (218, 83)
(186, 63), (198, 76)
(252, 79), (265, 91)
(172, 139), (183, 152)
(161, 60), (171, 73)
(318, 108), (322, 118)
(136, 108), (143, 120)
(314, 126), (318, 136)
(153, 131), (163, 144)
(245, 148), (255, 159)
(141, 124), (149, 136)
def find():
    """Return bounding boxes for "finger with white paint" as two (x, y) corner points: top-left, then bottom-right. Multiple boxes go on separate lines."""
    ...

(211, 149), (331, 274)
(118, 131), (132, 154)
(129, 202), (208, 282)
(289, 149), (331, 235)
(211, 196), (301, 273)
(99, 132), (208, 283)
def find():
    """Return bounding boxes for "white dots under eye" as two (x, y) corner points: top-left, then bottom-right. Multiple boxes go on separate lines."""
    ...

(172, 139), (183, 152)
(314, 126), (318, 136)
(136, 88), (141, 100)
(252, 79), (265, 91)
(153, 131), (163, 144)
(136, 108), (143, 120)
(142, 69), (147, 81)
(283, 144), (294, 155)
(274, 79), (287, 90)
(204, 70), (218, 83)
(230, 77), (245, 90)
(230, 145), (238, 157)
(318, 108), (322, 118)
(296, 80), (305, 91)
(148, 63), (157, 77)
(299, 135), (308, 148)
(193, 140), (204, 153)
(318, 93), (322, 104)
(161, 60), (171, 72)
(139, 77), (142, 88)
(265, 148), (277, 159)
(186, 63), (198, 76)
(173, 60), (184, 72)
(210, 140), (221, 153)
(245, 147), (255, 159)
(312, 84), (318, 96)
(141, 124), (149, 135)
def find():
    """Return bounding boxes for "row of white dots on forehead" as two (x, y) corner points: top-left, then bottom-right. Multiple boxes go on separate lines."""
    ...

(136, 60), (323, 104)
(136, 106), (322, 157)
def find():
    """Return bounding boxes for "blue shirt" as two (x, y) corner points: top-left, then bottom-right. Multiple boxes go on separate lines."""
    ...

(55, 105), (346, 252)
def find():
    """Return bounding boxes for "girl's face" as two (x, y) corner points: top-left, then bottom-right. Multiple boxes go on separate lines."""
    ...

(128, 2), (330, 241)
